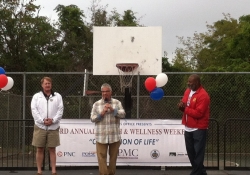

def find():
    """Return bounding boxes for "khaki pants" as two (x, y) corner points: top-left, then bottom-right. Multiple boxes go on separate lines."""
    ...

(96, 141), (120, 175)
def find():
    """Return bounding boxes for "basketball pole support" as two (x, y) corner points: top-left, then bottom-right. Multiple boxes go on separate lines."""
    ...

(124, 72), (140, 119)
(136, 72), (140, 119)
(124, 87), (132, 118)
(116, 63), (139, 119)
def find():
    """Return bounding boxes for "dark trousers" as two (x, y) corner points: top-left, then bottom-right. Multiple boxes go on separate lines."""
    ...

(185, 129), (207, 175)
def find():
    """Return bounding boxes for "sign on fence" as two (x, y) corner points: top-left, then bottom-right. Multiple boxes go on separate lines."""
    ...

(56, 119), (190, 166)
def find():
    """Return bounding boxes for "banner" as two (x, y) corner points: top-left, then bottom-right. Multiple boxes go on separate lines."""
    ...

(56, 119), (190, 166)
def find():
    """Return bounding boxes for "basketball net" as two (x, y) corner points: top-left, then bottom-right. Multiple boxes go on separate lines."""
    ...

(116, 63), (139, 93)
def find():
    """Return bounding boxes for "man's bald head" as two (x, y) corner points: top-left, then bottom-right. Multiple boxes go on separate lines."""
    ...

(187, 74), (201, 91)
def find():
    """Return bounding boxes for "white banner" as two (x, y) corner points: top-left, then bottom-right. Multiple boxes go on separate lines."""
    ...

(56, 119), (191, 166)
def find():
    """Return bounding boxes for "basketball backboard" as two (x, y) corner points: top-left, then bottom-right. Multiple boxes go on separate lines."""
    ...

(93, 27), (162, 75)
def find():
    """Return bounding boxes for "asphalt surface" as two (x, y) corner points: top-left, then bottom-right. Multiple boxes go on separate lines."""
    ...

(1, 169), (250, 175)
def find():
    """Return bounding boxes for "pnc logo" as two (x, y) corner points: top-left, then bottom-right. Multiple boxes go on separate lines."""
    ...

(57, 151), (63, 157)
(57, 151), (75, 157)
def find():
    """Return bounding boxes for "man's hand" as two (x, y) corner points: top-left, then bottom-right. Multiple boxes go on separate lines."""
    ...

(101, 103), (114, 117)
(105, 103), (114, 112)
(101, 105), (109, 117)
(177, 100), (186, 112)
(44, 118), (53, 126)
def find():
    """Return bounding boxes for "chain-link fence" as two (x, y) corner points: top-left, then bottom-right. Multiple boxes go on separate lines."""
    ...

(2, 72), (250, 120)
(224, 119), (250, 169)
(0, 72), (250, 169)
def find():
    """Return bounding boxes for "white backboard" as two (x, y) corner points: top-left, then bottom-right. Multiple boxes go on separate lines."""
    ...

(93, 27), (162, 75)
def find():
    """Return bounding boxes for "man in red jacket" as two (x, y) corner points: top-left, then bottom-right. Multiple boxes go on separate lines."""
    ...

(177, 74), (210, 175)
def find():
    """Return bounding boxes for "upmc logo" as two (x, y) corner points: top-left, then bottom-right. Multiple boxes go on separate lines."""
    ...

(118, 149), (138, 157)
(57, 151), (76, 157)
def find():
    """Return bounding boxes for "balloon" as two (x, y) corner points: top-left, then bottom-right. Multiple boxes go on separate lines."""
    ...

(144, 77), (156, 92)
(150, 87), (164, 100)
(156, 73), (168, 87)
(0, 67), (5, 75)
(0, 74), (8, 88)
(1, 77), (14, 91)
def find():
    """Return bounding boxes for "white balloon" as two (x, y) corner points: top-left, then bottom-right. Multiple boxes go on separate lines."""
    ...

(1, 77), (14, 91)
(155, 73), (168, 87)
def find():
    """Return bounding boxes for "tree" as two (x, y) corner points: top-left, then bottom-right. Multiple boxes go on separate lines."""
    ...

(226, 15), (250, 71)
(0, 0), (59, 71)
(172, 13), (242, 71)
(88, 0), (141, 28)
(54, 4), (93, 71)
(114, 10), (139, 26)
(88, 0), (110, 28)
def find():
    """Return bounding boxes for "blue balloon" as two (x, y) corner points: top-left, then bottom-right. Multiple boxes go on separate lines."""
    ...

(0, 67), (5, 75)
(150, 87), (164, 100)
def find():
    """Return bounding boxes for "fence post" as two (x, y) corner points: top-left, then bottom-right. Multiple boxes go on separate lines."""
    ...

(22, 73), (27, 166)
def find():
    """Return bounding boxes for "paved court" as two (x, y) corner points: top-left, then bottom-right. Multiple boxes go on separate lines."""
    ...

(1, 169), (250, 175)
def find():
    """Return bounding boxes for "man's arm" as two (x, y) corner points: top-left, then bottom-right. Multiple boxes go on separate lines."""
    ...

(113, 101), (125, 118)
(90, 102), (103, 122)
(31, 94), (44, 124)
(51, 93), (64, 124)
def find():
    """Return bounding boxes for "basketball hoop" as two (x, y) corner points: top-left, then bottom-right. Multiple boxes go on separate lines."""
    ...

(116, 63), (139, 93)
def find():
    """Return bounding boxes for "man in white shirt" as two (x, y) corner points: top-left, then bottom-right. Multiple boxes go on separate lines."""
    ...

(31, 77), (64, 175)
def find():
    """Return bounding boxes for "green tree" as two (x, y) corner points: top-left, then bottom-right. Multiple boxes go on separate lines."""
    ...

(54, 4), (93, 71)
(114, 10), (139, 26)
(88, 0), (110, 28)
(88, 0), (141, 27)
(172, 13), (243, 72)
(0, 0), (59, 71)
(227, 15), (250, 71)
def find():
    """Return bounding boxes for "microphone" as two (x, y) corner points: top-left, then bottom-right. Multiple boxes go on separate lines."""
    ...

(103, 98), (110, 114)
(104, 98), (109, 103)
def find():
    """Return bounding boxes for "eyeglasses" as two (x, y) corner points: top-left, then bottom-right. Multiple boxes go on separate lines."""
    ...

(101, 90), (111, 93)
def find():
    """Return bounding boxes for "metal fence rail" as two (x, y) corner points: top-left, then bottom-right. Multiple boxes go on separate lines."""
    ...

(0, 119), (36, 170)
(3, 72), (250, 120)
(205, 119), (219, 169)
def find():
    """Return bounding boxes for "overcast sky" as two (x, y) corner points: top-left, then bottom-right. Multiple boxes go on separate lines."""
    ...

(35, 0), (250, 61)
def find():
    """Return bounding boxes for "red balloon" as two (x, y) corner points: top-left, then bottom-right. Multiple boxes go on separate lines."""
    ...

(0, 74), (8, 88)
(144, 77), (156, 92)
